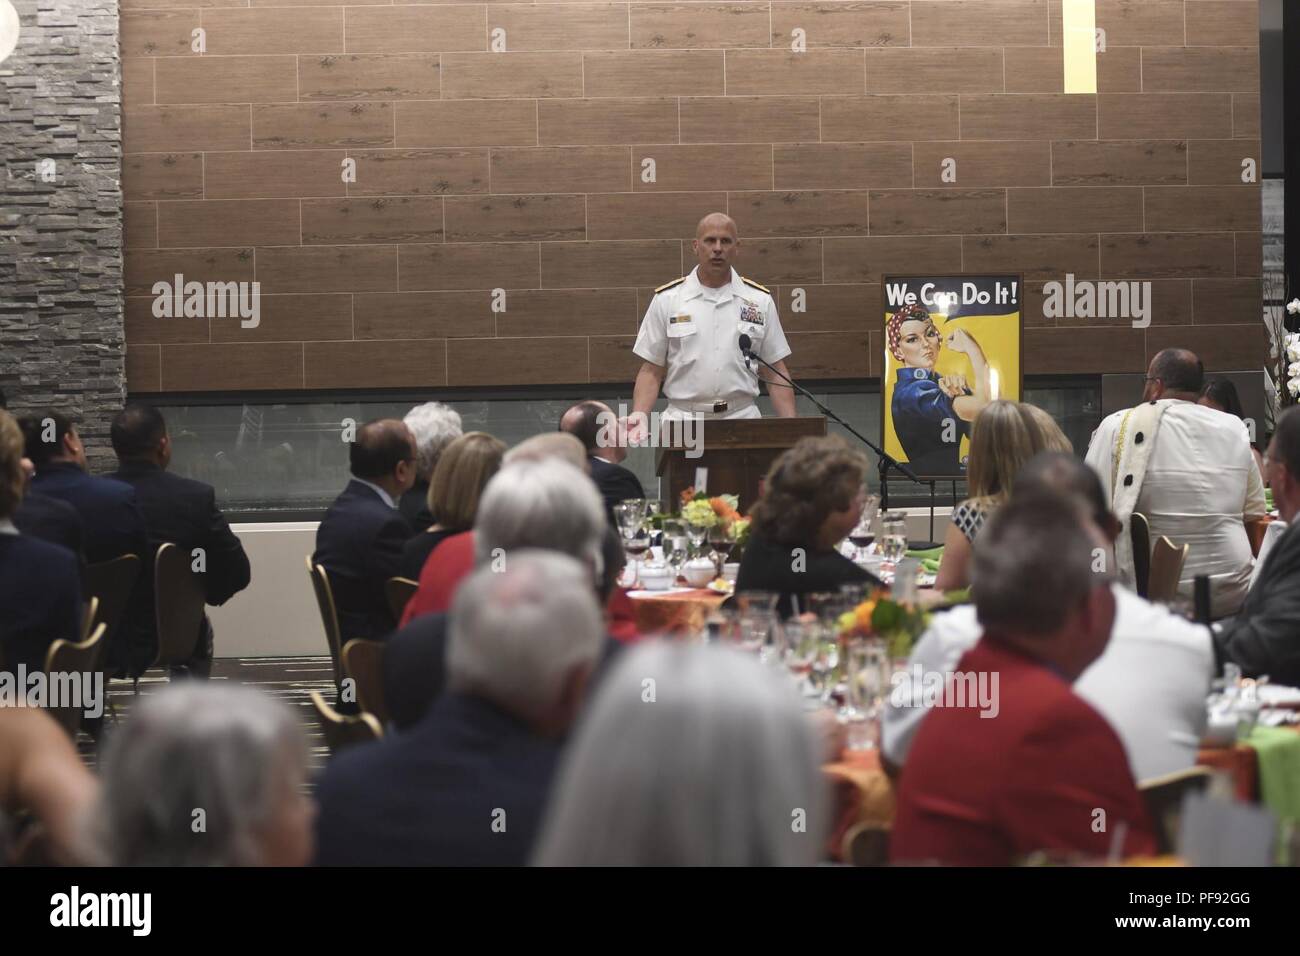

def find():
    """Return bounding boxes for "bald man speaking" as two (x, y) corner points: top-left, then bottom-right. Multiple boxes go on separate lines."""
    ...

(629, 213), (796, 433)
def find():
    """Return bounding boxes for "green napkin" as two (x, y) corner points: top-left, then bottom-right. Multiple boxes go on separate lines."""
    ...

(1267, 488), (1275, 513)
(906, 546), (944, 574)
(1244, 725), (1300, 828)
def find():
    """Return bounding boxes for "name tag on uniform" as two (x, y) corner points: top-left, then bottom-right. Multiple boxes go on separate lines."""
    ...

(739, 301), (764, 325)
(669, 314), (694, 325)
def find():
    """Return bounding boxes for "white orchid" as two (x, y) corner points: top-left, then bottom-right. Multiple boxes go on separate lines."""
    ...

(1289, 378), (1300, 398)
(1288, 298), (1300, 316)
(1289, 362), (1300, 379)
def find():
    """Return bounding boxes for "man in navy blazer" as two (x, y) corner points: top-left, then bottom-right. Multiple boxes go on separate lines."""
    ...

(110, 405), (251, 677)
(315, 552), (605, 866)
(559, 401), (645, 520)
(13, 490), (85, 559)
(0, 411), (81, 673)
(312, 419), (417, 649)
(19, 411), (150, 674)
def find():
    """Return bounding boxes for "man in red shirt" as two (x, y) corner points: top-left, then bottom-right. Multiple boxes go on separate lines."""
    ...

(890, 492), (1157, 865)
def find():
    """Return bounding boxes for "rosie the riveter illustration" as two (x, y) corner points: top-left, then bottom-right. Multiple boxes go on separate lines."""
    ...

(886, 303), (993, 477)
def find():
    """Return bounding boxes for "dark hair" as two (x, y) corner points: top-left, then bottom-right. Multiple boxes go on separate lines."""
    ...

(1200, 378), (1245, 419)
(1149, 348), (1203, 393)
(350, 419), (414, 481)
(750, 436), (869, 548)
(1011, 451), (1110, 533)
(18, 410), (74, 467)
(1272, 407), (1300, 480)
(559, 401), (608, 453)
(111, 404), (167, 460)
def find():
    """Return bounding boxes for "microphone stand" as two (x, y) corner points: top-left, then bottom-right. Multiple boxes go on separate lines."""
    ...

(741, 346), (926, 511)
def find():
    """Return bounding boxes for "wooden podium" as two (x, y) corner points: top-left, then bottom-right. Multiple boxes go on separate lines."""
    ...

(656, 417), (827, 513)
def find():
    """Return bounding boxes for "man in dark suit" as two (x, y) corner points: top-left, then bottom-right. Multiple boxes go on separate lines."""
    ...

(13, 487), (84, 558)
(398, 401), (462, 531)
(313, 419), (417, 648)
(559, 400), (645, 519)
(109, 405), (251, 678)
(315, 551), (604, 866)
(1215, 407), (1300, 684)
(0, 410), (82, 673)
(383, 456), (618, 728)
(890, 494), (1157, 865)
(19, 411), (150, 674)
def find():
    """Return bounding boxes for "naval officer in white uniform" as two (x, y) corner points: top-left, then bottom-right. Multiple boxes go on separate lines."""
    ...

(628, 213), (797, 434)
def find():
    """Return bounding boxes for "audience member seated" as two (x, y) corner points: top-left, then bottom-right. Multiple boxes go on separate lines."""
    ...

(316, 552), (604, 865)
(884, 452), (1214, 783)
(1086, 348), (1266, 618)
(0, 410), (81, 672)
(13, 482), (84, 559)
(559, 400), (645, 520)
(110, 405), (251, 678)
(1214, 407), (1300, 685)
(533, 642), (826, 866)
(312, 419), (417, 645)
(18, 410), (148, 566)
(504, 431), (588, 470)
(890, 493), (1158, 865)
(0, 706), (99, 866)
(735, 435), (881, 618)
(385, 457), (610, 729)
(933, 401), (1071, 592)
(399, 431), (593, 624)
(1200, 377), (1265, 479)
(398, 432), (505, 581)
(93, 683), (313, 866)
(399, 401), (462, 530)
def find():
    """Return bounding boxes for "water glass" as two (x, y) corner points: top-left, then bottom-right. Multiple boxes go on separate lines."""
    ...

(880, 510), (909, 565)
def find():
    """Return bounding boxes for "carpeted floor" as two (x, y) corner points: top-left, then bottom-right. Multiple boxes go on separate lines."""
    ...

(75, 656), (338, 778)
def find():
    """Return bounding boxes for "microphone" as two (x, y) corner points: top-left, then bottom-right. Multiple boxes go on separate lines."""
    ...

(738, 334), (753, 370)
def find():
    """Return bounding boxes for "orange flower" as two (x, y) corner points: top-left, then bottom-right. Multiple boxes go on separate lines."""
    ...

(709, 497), (740, 521)
(854, 599), (878, 633)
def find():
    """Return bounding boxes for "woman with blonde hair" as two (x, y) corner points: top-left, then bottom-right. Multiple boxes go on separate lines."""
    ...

(399, 431), (506, 580)
(932, 401), (1072, 592)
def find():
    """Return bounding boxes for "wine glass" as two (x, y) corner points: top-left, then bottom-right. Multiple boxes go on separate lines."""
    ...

(842, 638), (889, 751)
(782, 620), (821, 695)
(879, 510), (909, 569)
(848, 491), (881, 561)
(707, 522), (734, 578)
(685, 518), (708, 557)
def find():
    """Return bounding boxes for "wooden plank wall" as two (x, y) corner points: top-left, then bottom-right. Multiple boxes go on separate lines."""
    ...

(120, 0), (1265, 393)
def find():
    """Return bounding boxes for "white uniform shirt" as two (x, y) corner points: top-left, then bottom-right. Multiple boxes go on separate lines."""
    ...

(632, 267), (791, 412)
(1085, 401), (1267, 617)
(881, 585), (1214, 783)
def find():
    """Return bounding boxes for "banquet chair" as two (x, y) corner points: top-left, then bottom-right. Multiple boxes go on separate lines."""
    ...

(1129, 512), (1151, 598)
(842, 822), (891, 867)
(341, 638), (390, 725)
(41, 623), (107, 738)
(309, 690), (383, 754)
(1147, 536), (1189, 606)
(82, 553), (141, 672)
(385, 576), (418, 622)
(81, 595), (99, 643)
(306, 557), (345, 693)
(152, 542), (207, 673)
(1139, 765), (1213, 855)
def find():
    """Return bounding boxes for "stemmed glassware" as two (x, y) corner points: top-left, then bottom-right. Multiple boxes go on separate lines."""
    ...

(614, 500), (648, 587)
(848, 491), (882, 561)
(684, 517), (709, 557)
(661, 519), (688, 585)
(841, 638), (890, 751)
(707, 522), (735, 578)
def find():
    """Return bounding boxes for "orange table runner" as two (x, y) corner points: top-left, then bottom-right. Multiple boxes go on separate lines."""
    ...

(628, 589), (728, 635)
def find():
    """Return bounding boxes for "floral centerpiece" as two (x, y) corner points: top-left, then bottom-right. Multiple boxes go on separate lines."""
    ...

(836, 589), (930, 660)
(678, 489), (751, 549)
(1264, 278), (1300, 426)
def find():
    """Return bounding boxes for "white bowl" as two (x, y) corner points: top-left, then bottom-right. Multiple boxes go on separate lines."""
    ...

(682, 559), (716, 588)
(638, 564), (674, 591)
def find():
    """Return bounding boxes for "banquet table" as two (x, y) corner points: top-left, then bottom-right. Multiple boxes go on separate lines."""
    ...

(627, 587), (728, 635)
